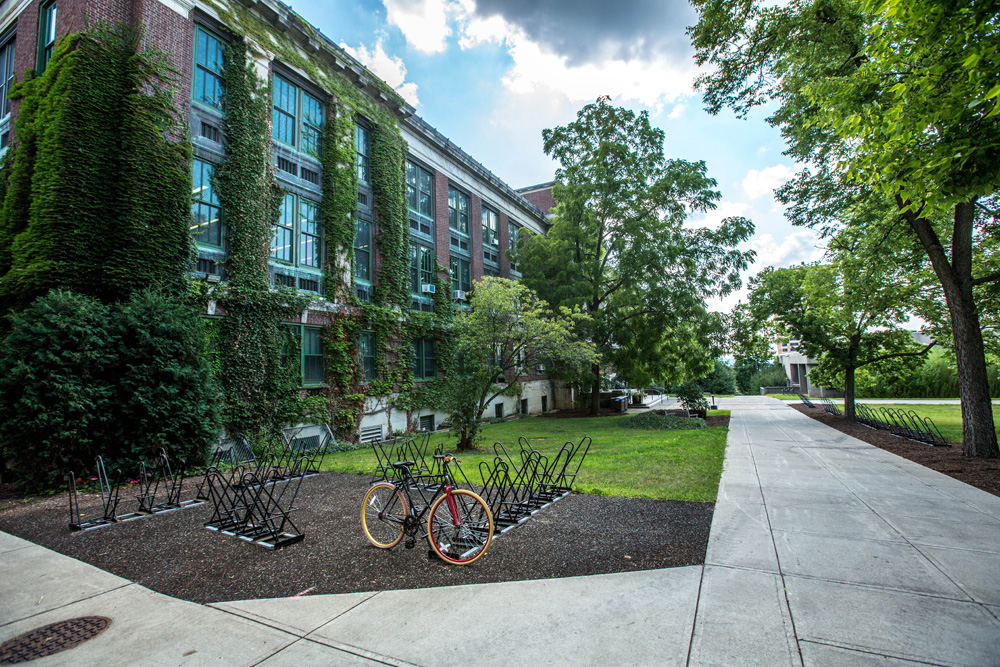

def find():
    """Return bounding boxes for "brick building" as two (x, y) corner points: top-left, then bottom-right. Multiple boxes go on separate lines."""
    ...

(0, 0), (556, 439)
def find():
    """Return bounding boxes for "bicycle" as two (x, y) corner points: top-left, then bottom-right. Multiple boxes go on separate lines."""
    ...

(360, 455), (494, 565)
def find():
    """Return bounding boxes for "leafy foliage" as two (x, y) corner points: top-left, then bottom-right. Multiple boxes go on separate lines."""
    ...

(521, 97), (754, 412)
(619, 412), (706, 430)
(675, 381), (710, 415)
(430, 278), (597, 450)
(696, 360), (737, 395)
(0, 23), (192, 312)
(0, 290), (219, 490)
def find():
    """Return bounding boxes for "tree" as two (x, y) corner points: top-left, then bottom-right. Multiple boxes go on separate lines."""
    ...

(750, 246), (932, 419)
(433, 278), (597, 450)
(520, 97), (754, 415)
(727, 301), (775, 394)
(690, 0), (1000, 456)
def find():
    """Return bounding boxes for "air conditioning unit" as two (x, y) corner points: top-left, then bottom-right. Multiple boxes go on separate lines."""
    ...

(206, 274), (222, 284)
(421, 283), (436, 294)
(452, 290), (466, 300)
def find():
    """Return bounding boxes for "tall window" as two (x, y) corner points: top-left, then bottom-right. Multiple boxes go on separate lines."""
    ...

(354, 217), (372, 284)
(270, 193), (321, 270)
(193, 26), (224, 111)
(191, 159), (222, 248)
(406, 160), (433, 236)
(272, 74), (323, 158)
(482, 206), (500, 265)
(413, 338), (436, 380)
(37, 1), (56, 72)
(450, 256), (470, 296)
(359, 331), (375, 382)
(448, 186), (469, 236)
(508, 222), (520, 272)
(410, 243), (434, 296)
(356, 124), (371, 184)
(302, 326), (324, 385)
(0, 36), (15, 156)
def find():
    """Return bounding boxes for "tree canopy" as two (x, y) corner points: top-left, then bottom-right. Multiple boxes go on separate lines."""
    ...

(520, 97), (754, 413)
(690, 0), (1000, 456)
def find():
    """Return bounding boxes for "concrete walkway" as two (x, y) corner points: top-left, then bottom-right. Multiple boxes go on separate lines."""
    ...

(2, 397), (998, 665)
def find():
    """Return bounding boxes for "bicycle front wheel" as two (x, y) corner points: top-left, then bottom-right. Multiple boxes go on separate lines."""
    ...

(361, 482), (407, 549)
(427, 489), (494, 565)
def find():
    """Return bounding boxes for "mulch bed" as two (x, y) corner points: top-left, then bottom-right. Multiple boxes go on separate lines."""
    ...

(791, 404), (1000, 498)
(0, 472), (713, 604)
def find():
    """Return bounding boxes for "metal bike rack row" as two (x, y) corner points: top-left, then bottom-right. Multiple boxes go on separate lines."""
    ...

(798, 394), (815, 408)
(820, 398), (843, 416)
(68, 450), (205, 532)
(202, 455), (309, 549)
(855, 404), (950, 447)
(370, 433), (432, 484)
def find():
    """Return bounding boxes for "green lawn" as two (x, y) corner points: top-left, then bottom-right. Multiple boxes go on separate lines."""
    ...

(832, 402), (1000, 443)
(321, 411), (730, 502)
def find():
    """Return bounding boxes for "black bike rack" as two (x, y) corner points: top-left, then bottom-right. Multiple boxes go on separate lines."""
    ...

(203, 456), (308, 549)
(853, 403), (951, 447)
(798, 394), (816, 408)
(820, 398), (843, 416)
(68, 457), (123, 531)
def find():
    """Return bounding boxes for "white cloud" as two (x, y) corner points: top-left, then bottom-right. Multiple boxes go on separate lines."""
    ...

(667, 103), (686, 119)
(741, 164), (797, 200)
(686, 201), (751, 231)
(387, 0), (697, 109)
(382, 0), (453, 54)
(340, 40), (420, 106)
(750, 229), (825, 269)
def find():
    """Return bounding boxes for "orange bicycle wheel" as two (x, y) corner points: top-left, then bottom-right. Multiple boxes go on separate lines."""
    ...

(427, 489), (494, 564)
(361, 482), (408, 549)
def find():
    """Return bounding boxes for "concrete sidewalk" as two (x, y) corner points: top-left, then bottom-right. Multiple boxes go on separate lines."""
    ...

(2, 397), (999, 665)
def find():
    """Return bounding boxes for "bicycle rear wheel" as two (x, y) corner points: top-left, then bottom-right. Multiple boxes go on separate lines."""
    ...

(427, 489), (494, 565)
(361, 482), (407, 549)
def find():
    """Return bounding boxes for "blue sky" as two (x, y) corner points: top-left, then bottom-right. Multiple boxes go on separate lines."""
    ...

(292, 0), (825, 310)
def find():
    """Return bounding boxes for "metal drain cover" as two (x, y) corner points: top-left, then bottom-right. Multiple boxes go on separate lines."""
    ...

(0, 616), (111, 663)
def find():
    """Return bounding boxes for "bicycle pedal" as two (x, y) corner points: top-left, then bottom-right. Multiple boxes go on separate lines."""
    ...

(405, 538), (415, 549)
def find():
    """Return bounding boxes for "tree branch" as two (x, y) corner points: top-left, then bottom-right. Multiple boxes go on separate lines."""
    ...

(857, 341), (935, 368)
(971, 271), (1000, 287)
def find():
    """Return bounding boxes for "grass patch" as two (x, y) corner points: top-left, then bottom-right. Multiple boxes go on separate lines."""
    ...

(321, 414), (728, 502)
(832, 402), (1000, 443)
(768, 393), (803, 400)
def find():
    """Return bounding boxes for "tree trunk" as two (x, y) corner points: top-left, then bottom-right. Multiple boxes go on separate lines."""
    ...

(903, 200), (998, 457)
(844, 340), (858, 421)
(589, 362), (601, 416)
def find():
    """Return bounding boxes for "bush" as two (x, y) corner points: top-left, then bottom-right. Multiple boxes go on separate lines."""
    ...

(747, 362), (787, 394)
(696, 359), (737, 394)
(619, 412), (706, 430)
(0, 289), (220, 490)
(675, 381), (710, 414)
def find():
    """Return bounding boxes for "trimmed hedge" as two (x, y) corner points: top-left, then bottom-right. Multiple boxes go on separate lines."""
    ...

(619, 412), (706, 431)
(0, 290), (220, 490)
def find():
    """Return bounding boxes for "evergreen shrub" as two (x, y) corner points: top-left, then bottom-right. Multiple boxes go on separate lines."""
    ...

(0, 290), (220, 490)
(619, 411), (706, 430)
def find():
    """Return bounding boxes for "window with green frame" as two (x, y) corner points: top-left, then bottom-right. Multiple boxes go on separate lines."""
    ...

(193, 26), (224, 111)
(272, 73), (323, 158)
(191, 159), (222, 248)
(354, 216), (372, 283)
(270, 192), (320, 269)
(508, 222), (520, 272)
(450, 255), (470, 295)
(406, 161), (433, 236)
(482, 205), (500, 264)
(0, 36), (16, 157)
(409, 243), (434, 296)
(359, 331), (375, 382)
(302, 326), (325, 385)
(448, 186), (469, 236)
(37, 1), (56, 72)
(413, 338), (436, 380)
(356, 124), (370, 185)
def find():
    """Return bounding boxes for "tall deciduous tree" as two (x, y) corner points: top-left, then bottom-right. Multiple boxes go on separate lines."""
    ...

(435, 278), (597, 450)
(727, 301), (775, 394)
(750, 241), (932, 419)
(521, 97), (754, 414)
(690, 0), (1000, 456)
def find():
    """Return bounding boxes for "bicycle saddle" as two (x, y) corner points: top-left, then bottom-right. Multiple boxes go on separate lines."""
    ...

(392, 461), (415, 469)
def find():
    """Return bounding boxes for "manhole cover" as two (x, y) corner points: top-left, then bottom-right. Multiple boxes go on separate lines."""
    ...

(0, 616), (111, 663)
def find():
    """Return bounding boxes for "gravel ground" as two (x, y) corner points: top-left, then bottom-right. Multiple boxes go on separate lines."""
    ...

(792, 404), (1000, 498)
(0, 472), (713, 604)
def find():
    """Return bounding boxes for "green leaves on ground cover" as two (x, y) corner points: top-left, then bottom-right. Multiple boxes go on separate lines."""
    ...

(619, 412), (706, 430)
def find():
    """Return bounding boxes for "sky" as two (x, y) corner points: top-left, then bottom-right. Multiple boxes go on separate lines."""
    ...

(290, 0), (827, 311)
